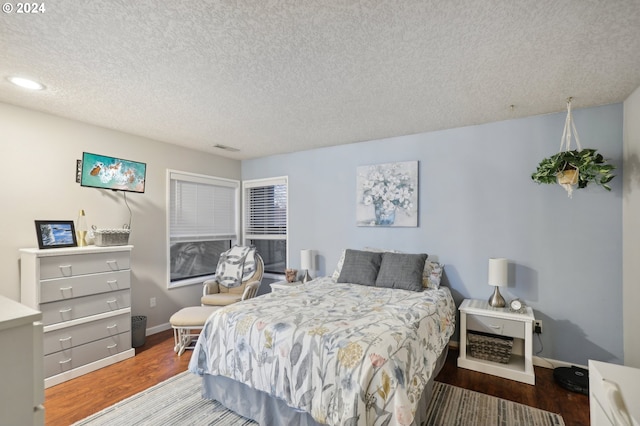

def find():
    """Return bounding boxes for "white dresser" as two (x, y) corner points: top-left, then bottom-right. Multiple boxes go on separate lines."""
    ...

(20, 245), (135, 388)
(589, 360), (639, 426)
(0, 295), (44, 425)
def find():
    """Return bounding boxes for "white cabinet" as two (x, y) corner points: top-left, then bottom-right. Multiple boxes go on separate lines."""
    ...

(0, 295), (44, 426)
(589, 360), (640, 426)
(270, 280), (303, 292)
(457, 299), (536, 385)
(20, 245), (135, 388)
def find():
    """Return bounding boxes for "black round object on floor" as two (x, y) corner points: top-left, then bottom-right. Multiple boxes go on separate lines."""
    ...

(553, 366), (589, 395)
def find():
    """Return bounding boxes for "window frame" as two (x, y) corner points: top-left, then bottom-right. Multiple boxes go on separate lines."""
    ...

(242, 176), (288, 278)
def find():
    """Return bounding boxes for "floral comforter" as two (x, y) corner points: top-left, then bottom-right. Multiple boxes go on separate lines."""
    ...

(188, 277), (456, 426)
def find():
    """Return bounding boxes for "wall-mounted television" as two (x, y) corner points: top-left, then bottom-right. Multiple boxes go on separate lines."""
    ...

(80, 152), (146, 193)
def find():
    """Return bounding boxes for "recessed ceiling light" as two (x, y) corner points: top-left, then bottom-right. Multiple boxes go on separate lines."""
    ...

(7, 76), (45, 90)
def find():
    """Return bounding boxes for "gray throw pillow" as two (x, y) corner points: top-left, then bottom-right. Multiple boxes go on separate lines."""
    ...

(375, 252), (428, 292)
(337, 249), (382, 286)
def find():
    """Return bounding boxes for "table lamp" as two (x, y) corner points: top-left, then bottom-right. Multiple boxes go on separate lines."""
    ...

(488, 257), (507, 307)
(300, 249), (314, 283)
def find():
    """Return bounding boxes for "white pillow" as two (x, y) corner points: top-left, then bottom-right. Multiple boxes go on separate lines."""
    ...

(331, 249), (346, 281)
(423, 261), (444, 289)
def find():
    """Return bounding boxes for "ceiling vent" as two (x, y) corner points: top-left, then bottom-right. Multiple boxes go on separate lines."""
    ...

(212, 144), (240, 152)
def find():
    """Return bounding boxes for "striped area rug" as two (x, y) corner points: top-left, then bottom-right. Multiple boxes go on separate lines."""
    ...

(73, 371), (565, 426)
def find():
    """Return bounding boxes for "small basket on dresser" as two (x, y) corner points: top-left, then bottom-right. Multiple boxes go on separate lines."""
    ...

(94, 228), (130, 246)
(467, 330), (514, 364)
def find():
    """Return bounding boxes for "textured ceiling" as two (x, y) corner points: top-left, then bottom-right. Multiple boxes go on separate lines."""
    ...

(1, 1), (640, 160)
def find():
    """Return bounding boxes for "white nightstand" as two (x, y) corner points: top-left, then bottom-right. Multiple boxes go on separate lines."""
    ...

(457, 298), (536, 385)
(270, 281), (303, 292)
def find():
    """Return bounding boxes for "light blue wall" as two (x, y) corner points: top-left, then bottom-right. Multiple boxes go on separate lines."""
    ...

(242, 103), (623, 365)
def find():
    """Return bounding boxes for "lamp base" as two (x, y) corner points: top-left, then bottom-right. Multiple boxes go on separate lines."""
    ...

(302, 270), (312, 283)
(488, 286), (506, 307)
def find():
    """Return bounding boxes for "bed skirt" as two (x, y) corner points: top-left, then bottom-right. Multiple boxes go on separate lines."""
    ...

(200, 344), (450, 426)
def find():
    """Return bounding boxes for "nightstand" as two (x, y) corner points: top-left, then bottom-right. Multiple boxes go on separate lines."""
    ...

(270, 281), (303, 292)
(457, 298), (536, 385)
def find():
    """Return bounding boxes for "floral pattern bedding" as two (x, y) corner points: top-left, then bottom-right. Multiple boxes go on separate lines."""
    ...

(189, 276), (456, 426)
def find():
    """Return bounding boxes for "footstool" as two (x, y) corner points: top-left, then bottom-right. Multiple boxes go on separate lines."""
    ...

(170, 306), (221, 356)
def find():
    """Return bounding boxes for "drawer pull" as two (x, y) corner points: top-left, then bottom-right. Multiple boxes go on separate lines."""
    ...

(106, 260), (119, 270)
(59, 286), (73, 291)
(107, 280), (118, 285)
(59, 265), (73, 276)
(604, 379), (633, 426)
(107, 324), (118, 330)
(58, 358), (72, 365)
(107, 343), (118, 349)
(489, 325), (502, 329)
(59, 308), (72, 313)
(58, 336), (72, 342)
(106, 299), (117, 304)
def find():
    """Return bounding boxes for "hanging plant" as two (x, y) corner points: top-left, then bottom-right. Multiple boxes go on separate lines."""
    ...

(531, 98), (615, 197)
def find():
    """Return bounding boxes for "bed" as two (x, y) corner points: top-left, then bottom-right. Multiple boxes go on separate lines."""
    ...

(188, 251), (456, 426)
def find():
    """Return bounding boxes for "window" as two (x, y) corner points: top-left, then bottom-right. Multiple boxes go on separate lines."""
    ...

(243, 177), (288, 275)
(167, 170), (239, 288)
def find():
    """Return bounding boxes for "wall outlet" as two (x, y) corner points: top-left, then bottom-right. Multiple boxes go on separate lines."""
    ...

(150, 297), (156, 308)
(534, 320), (542, 334)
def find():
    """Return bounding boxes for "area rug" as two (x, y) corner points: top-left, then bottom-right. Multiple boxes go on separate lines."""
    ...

(72, 371), (565, 426)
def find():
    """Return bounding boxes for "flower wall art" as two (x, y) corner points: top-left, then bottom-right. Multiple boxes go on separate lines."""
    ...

(356, 161), (418, 227)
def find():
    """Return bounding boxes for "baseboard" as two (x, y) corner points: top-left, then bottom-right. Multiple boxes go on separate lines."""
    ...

(146, 322), (171, 336)
(533, 356), (587, 370)
(447, 340), (586, 371)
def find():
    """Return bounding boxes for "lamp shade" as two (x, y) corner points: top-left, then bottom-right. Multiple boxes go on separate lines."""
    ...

(300, 249), (313, 270)
(488, 258), (508, 287)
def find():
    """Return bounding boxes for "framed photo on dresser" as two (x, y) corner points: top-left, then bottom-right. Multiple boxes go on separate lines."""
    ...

(34, 220), (77, 249)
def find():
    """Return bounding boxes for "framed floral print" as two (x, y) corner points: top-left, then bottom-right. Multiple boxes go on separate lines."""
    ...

(356, 161), (418, 227)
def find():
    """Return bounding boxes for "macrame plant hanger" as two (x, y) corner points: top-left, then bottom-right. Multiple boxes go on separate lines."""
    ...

(557, 97), (582, 197)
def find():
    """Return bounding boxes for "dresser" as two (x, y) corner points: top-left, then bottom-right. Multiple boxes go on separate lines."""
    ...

(589, 360), (639, 425)
(0, 295), (44, 425)
(457, 298), (536, 385)
(20, 245), (135, 388)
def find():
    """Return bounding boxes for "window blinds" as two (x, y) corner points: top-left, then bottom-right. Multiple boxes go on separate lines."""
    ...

(243, 177), (287, 239)
(169, 171), (239, 242)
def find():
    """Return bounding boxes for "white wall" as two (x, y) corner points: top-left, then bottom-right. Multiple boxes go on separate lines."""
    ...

(623, 86), (640, 368)
(0, 102), (240, 330)
(243, 103), (624, 366)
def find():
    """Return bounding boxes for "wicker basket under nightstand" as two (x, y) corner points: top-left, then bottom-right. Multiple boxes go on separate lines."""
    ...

(467, 330), (514, 364)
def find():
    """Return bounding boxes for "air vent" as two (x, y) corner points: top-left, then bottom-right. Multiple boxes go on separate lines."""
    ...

(213, 144), (240, 152)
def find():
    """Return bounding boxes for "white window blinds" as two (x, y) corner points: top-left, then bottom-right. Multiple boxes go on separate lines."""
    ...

(243, 177), (287, 239)
(169, 171), (239, 242)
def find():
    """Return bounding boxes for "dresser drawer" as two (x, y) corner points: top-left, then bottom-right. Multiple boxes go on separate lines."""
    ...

(40, 290), (131, 326)
(466, 313), (524, 339)
(43, 313), (131, 355)
(40, 270), (130, 303)
(39, 252), (130, 279)
(44, 331), (131, 378)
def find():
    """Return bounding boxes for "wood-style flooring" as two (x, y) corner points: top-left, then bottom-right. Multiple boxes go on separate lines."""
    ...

(44, 330), (590, 426)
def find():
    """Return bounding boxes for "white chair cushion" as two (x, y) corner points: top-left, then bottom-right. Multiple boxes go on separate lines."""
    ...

(170, 306), (221, 327)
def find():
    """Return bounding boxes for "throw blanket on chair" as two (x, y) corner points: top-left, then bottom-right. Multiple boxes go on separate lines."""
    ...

(216, 246), (257, 288)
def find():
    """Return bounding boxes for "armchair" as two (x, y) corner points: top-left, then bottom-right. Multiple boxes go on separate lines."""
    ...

(201, 251), (264, 307)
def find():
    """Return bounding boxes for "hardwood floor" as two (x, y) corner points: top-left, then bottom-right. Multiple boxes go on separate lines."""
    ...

(45, 330), (590, 426)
